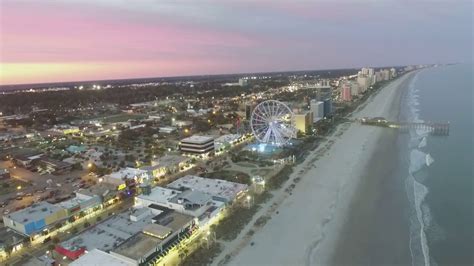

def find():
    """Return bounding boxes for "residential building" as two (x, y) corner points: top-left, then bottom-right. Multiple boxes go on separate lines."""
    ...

(357, 75), (370, 93)
(310, 100), (324, 122)
(341, 83), (352, 102)
(323, 98), (333, 117)
(293, 112), (312, 134)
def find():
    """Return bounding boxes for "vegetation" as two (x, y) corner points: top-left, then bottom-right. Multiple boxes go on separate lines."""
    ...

(180, 242), (222, 266)
(213, 192), (271, 241)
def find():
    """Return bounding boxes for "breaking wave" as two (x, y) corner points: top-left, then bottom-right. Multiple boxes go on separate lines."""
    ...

(404, 71), (435, 266)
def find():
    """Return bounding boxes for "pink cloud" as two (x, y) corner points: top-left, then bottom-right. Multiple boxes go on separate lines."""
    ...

(1, 1), (259, 64)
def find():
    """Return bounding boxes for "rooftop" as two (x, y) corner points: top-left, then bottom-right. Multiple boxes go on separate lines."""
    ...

(6, 202), (63, 224)
(112, 211), (193, 261)
(214, 134), (241, 144)
(69, 249), (134, 266)
(109, 167), (148, 180)
(180, 135), (214, 144)
(169, 189), (212, 206)
(59, 209), (153, 252)
(56, 196), (96, 210)
(141, 155), (190, 171)
(75, 183), (116, 198)
(136, 186), (181, 206)
(167, 175), (248, 202)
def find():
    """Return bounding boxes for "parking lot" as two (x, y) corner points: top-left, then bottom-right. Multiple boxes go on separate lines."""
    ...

(0, 160), (90, 218)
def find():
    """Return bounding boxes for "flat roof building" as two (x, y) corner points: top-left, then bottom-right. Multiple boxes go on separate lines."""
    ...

(104, 167), (150, 187)
(110, 210), (195, 265)
(69, 249), (134, 266)
(140, 155), (191, 179)
(56, 209), (154, 260)
(3, 202), (67, 236)
(167, 175), (248, 203)
(179, 135), (215, 155)
(135, 186), (214, 217)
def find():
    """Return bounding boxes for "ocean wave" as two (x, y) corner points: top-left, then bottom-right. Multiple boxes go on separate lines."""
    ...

(418, 137), (427, 148)
(404, 71), (433, 266)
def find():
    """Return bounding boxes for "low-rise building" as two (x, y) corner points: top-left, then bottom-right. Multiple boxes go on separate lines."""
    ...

(103, 168), (150, 188)
(158, 126), (177, 134)
(110, 210), (195, 265)
(135, 186), (215, 218)
(3, 202), (67, 237)
(38, 158), (73, 174)
(75, 183), (118, 207)
(56, 193), (101, 217)
(56, 209), (154, 260)
(0, 227), (28, 258)
(0, 168), (10, 179)
(140, 155), (190, 179)
(69, 249), (134, 266)
(167, 175), (248, 203)
(179, 135), (215, 155)
(214, 134), (242, 151)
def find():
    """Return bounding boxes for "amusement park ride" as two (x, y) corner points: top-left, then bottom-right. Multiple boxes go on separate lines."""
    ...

(250, 100), (297, 146)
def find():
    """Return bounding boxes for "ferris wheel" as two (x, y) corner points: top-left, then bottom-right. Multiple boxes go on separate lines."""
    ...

(250, 100), (296, 145)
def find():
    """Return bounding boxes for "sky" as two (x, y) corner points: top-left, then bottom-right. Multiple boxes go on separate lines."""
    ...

(0, 0), (472, 85)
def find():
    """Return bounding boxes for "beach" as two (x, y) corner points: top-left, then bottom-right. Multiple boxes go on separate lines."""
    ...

(225, 71), (418, 266)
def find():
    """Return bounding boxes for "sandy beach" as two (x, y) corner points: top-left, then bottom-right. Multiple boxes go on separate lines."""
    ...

(222, 71), (418, 266)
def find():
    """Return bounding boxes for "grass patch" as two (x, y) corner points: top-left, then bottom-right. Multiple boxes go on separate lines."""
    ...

(179, 242), (222, 266)
(202, 170), (251, 185)
(213, 192), (272, 241)
(267, 165), (294, 190)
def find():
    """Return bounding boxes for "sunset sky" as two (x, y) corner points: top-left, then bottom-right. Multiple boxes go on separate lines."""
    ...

(0, 0), (471, 85)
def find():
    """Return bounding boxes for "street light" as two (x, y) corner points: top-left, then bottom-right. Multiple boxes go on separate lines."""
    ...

(246, 195), (253, 208)
(16, 185), (22, 190)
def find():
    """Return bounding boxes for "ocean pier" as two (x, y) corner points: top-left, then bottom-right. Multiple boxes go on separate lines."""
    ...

(359, 117), (450, 136)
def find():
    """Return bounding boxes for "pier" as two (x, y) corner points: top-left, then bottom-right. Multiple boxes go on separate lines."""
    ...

(359, 117), (450, 136)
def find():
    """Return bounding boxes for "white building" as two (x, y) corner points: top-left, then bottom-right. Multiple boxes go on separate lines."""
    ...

(104, 168), (150, 187)
(357, 75), (370, 92)
(214, 134), (242, 151)
(310, 99), (324, 122)
(238, 78), (248, 86)
(135, 186), (215, 218)
(141, 155), (191, 179)
(167, 175), (248, 203)
(70, 249), (134, 266)
(179, 135), (215, 155)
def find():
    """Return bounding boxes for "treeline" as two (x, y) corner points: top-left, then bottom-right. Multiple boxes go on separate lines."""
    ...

(0, 79), (289, 115)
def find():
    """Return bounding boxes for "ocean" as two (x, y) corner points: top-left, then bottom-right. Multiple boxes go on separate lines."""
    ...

(401, 64), (473, 266)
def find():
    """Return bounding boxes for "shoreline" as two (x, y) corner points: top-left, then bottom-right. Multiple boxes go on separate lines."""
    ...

(329, 71), (416, 265)
(226, 72), (418, 265)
